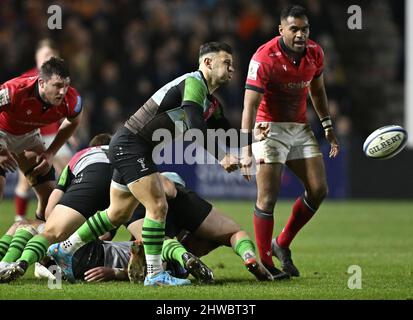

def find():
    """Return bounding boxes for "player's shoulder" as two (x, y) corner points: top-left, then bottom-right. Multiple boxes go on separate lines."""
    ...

(2, 74), (38, 90)
(306, 39), (324, 58)
(1, 75), (38, 103)
(251, 37), (280, 64)
(20, 67), (38, 78)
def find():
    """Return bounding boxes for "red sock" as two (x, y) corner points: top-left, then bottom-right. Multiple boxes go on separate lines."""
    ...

(277, 197), (316, 248)
(14, 194), (29, 217)
(253, 206), (274, 266)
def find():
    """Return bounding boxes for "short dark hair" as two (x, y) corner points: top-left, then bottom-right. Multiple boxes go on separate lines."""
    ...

(280, 5), (307, 21)
(199, 42), (232, 58)
(39, 57), (70, 81)
(89, 133), (112, 147)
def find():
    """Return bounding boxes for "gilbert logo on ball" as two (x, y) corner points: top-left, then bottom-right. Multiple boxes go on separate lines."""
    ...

(363, 125), (408, 159)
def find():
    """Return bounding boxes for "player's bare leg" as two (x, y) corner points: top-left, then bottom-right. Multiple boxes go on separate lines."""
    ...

(194, 207), (276, 281)
(126, 173), (190, 286)
(0, 207), (86, 283)
(272, 156), (328, 276)
(15, 145), (55, 221)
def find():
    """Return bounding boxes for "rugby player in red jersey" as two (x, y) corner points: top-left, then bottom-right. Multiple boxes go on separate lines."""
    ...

(14, 39), (74, 221)
(0, 57), (82, 222)
(241, 5), (340, 277)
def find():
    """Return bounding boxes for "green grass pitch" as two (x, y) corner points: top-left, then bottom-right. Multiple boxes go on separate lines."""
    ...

(0, 199), (412, 300)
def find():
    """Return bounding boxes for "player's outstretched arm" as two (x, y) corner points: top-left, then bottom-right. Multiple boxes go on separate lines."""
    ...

(240, 89), (263, 181)
(184, 105), (239, 172)
(84, 267), (128, 282)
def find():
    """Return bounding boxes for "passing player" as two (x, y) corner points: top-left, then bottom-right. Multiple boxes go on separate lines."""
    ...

(49, 42), (241, 287)
(240, 5), (340, 277)
(0, 57), (82, 222)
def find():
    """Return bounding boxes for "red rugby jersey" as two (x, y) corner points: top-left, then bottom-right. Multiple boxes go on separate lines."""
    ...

(245, 36), (324, 123)
(0, 75), (82, 135)
(20, 68), (64, 135)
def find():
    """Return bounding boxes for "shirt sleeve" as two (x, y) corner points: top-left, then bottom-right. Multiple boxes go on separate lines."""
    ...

(55, 165), (74, 192)
(313, 46), (324, 78)
(66, 87), (83, 119)
(181, 76), (207, 110)
(245, 55), (271, 94)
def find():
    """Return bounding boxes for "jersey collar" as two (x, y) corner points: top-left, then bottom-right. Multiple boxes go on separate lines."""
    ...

(279, 37), (306, 67)
(34, 80), (53, 112)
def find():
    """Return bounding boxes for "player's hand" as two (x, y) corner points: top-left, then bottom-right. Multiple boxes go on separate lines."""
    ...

(254, 123), (270, 141)
(32, 152), (54, 176)
(84, 267), (116, 282)
(219, 153), (239, 173)
(240, 146), (253, 181)
(0, 148), (18, 172)
(325, 129), (340, 158)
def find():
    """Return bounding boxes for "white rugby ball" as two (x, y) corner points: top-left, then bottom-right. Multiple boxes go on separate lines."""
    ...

(363, 125), (408, 159)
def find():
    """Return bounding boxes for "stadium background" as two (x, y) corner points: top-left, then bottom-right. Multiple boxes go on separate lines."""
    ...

(0, 0), (411, 199)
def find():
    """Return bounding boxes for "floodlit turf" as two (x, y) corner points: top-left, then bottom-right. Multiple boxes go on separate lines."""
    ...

(0, 199), (412, 300)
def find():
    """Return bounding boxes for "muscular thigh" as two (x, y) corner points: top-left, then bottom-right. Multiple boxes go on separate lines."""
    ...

(43, 205), (86, 242)
(194, 208), (240, 246)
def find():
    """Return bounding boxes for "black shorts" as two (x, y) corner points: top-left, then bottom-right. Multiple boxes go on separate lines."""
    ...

(109, 126), (158, 186)
(72, 240), (105, 280)
(58, 163), (112, 219)
(125, 184), (212, 238)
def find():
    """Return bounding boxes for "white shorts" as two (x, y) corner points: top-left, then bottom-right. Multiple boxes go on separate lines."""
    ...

(0, 129), (44, 154)
(252, 122), (322, 164)
(42, 134), (73, 158)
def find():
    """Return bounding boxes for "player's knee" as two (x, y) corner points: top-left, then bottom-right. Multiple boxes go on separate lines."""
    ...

(307, 184), (328, 207)
(107, 207), (131, 226)
(256, 195), (277, 213)
(147, 200), (168, 221)
(42, 227), (65, 243)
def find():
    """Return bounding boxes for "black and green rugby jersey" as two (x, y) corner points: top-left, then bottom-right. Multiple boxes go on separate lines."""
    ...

(125, 70), (229, 144)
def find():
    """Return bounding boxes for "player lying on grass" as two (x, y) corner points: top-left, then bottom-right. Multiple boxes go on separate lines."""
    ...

(48, 171), (281, 283)
(0, 171), (275, 283)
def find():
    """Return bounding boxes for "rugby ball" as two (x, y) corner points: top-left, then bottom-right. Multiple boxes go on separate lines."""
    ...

(363, 125), (408, 159)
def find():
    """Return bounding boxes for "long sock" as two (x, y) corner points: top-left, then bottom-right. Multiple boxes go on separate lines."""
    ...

(234, 237), (256, 262)
(14, 192), (29, 218)
(142, 218), (165, 277)
(277, 196), (316, 248)
(162, 239), (187, 268)
(253, 205), (274, 266)
(18, 235), (50, 266)
(0, 235), (13, 260)
(1, 227), (37, 262)
(62, 210), (115, 255)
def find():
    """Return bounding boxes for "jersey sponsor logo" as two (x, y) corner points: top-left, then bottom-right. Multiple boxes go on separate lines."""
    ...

(247, 60), (260, 81)
(281, 80), (311, 90)
(0, 88), (10, 106)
